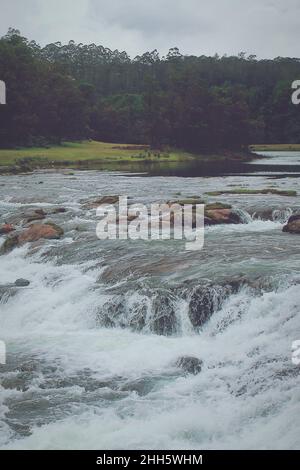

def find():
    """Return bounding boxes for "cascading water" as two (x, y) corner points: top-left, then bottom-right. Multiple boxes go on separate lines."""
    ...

(272, 208), (293, 224)
(0, 164), (300, 450)
(231, 208), (253, 224)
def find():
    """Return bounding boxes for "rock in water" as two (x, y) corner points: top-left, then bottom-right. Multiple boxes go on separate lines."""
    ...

(283, 214), (300, 234)
(0, 236), (19, 254)
(15, 279), (30, 287)
(0, 286), (17, 302)
(0, 223), (15, 235)
(151, 294), (178, 335)
(175, 356), (203, 375)
(188, 284), (231, 328)
(18, 223), (64, 244)
(205, 208), (241, 225)
(52, 207), (67, 214)
(0, 223), (64, 255)
(25, 212), (46, 223)
(83, 196), (120, 209)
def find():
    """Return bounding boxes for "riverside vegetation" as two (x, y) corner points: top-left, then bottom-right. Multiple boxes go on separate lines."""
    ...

(1, 28), (300, 158)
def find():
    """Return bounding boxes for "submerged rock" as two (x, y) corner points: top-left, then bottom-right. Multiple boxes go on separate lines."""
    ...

(283, 214), (300, 234)
(25, 210), (46, 223)
(83, 195), (120, 209)
(0, 279), (30, 302)
(0, 235), (19, 254)
(188, 284), (232, 328)
(175, 356), (203, 375)
(97, 291), (177, 336)
(15, 279), (30, 287)
(0, 286), (18, 302)
(251, 208), (275, 221)
(51, 207), (67, 214)
(151, 294), (178, 336)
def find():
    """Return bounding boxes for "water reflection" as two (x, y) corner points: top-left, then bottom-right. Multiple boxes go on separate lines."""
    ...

(92, 151), (300, 177)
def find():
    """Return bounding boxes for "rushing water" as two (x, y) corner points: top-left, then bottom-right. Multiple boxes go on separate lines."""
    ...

(0, 151), (300, 449)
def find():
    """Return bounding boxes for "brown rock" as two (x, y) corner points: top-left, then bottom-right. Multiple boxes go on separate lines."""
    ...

(205, 208), (240, 224)
(0, 223), (15, 235)
(18, 223), (64, 244)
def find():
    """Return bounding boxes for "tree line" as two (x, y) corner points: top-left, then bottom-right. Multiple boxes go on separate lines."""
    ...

(1, 28), (300, 151)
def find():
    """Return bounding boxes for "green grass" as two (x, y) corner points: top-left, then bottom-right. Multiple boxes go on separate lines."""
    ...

(0, 140), (196, 167)
(0, 141), (254, 172)
(250, 144), (300, 152)
(206, 189), (297, 197)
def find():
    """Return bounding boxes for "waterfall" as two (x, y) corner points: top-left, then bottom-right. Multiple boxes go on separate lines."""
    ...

(232, 208), (253, 224)
(272, 208), (293, 224)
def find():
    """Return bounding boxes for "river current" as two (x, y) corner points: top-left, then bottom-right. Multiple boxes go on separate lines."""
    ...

(0, 151), (300, 449)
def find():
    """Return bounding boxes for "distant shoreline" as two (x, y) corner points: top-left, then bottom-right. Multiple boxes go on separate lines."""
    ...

(0, 140), (253, 175)
(250, 144), (300, 152)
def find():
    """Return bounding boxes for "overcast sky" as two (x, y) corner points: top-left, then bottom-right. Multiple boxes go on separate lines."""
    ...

(0, 0), (299, 58)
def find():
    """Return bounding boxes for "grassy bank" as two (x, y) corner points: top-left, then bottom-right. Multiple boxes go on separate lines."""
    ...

(0, 140), (252, 173)
(250, 144), (300, 152)
(0, 141), (200, 165)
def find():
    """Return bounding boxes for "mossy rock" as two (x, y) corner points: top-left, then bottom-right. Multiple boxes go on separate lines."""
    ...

(205, 202), (232, 210)
(206, 189), (297, 197)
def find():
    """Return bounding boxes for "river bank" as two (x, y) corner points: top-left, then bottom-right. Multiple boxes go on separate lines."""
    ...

(0, 140), (252, 175)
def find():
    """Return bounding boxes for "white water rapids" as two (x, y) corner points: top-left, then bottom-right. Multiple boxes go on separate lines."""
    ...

(0, 155), (300, 449)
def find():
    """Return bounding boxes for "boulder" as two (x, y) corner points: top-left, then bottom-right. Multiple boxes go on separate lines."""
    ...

(0, 223), (64, 254)
(15, 279), (30, 287)
(205, 208), (241, 225)
(175, 356), (203, 375)
(18, 223), (64, 243)
(165, 202), (243, 227)
(283, 215), (300, 234)
(0, 223), (15, 235)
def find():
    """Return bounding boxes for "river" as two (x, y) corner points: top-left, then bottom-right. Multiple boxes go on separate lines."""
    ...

(0, 150), (299, 449)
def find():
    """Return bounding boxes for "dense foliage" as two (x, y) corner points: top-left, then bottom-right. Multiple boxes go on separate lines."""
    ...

(1, 28), (300, 151)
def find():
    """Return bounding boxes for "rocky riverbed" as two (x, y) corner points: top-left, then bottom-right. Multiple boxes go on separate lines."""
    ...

(0, 152), (300, 449)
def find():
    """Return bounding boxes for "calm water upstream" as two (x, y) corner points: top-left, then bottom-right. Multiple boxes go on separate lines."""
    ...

(0, 151), (299, 449)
